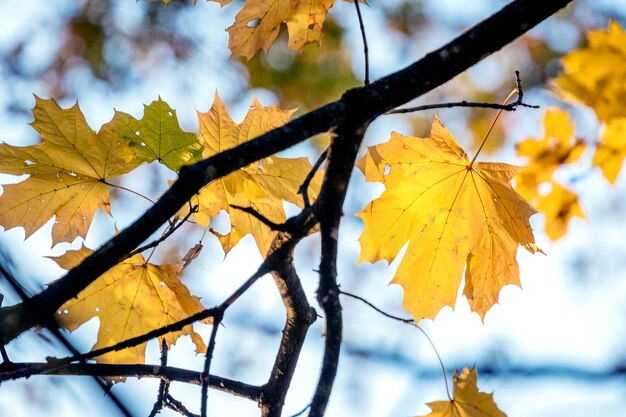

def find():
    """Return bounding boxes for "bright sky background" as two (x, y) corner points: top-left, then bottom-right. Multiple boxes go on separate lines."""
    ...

(1, 1), (626, 416)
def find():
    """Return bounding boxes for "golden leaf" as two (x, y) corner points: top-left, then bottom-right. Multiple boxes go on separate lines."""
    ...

(593, 117), (626, 184)
(553, 20), (626, 122)
(191, 93), (322, 256)
(0, 97), (139, 245)
(357, 118), (539, 321)
(54, 245), (207, 366)
(417, 367), (507, 417)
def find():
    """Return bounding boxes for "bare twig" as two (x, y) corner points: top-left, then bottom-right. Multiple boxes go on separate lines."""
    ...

(298, 148), (329, 208)
(128, 205), (198, 259)
(201, 313), (222, 417)
(149, 339), (170, 417)
(387, 71), (538, 114)
(229, 205), (291, 232)
(353, 0), (369, 85)
(167, 394), (200, 417)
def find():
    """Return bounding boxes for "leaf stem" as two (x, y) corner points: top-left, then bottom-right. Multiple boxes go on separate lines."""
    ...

(104, 181), (156, 205)
(469, 88), (518, 168)
(339, 290), (452, 401)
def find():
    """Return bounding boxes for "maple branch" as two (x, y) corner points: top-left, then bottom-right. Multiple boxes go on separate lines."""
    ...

(0, 0), (575, 349)
(0, 362), (262, 400)
(260, 236), (317, 417)
(353, 0), (369, 85)
(299, 147), (328, 208)
(309, 121), (368, 416)
(387, 71), (539, 114)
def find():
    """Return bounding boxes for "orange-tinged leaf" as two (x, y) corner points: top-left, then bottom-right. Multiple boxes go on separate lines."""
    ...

(593, 117), (626, 184)
(227, 0), (336, 59)
(54, 245), (207, 365)
(553, 20), (626, 122)
(416, 367), (507, 417)
(191, 94), (322, 256)
(357, 118), (539, 321)
(0, 97), (139, 245)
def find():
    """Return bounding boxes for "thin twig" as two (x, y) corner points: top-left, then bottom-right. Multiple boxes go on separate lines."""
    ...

(128, 205), (199, 259)
(298, 148), (328, 208)
(149, 339), (170, 417)
(289, 402), (311, 417)
(339, 290), (452, 401)
(229, 205), (290, 232)
(201, 313), (222, 417)
(387, 70), (538, 114)
(166, 394), (201, 417)
(353, 0), (369, 85)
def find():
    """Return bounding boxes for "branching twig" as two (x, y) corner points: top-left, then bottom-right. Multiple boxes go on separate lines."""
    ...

(149, 339), (170, 417)
(201, 312), (222, 417)
(128, 205), (198, 259)
(387, 71), (538, 114)
(229, 205), (291, 232)
(167, 394), (200, 417)
(353, 0), (369, 85)
(298, 148), (329, 208)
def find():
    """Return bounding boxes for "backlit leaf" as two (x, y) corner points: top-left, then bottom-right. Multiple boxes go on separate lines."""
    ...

(417, 367), (507, 417)
(0, 97), (139, 245)
(54, 245), (207, 366)
(357, 118), (539, 321)
(190, 93), (322, 256)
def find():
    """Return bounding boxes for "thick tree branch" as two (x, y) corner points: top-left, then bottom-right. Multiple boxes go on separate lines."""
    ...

(309, 119), (369, 416)
(259, 233), (317, 417)
(0, 0), (575, 353)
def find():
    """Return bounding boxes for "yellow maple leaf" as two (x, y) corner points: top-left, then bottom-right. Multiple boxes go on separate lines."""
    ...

(191, 93), (322, 256)
(417, 367), (507, 417)
(54, 245), (207, 365)
(593, 117), (626, 184)
(514, 109), (585, 240)
(357, 118), (539, 321)
(227, 0), (337, 59)
(553, 20), (626, 122)
(0, 97), (139, 245)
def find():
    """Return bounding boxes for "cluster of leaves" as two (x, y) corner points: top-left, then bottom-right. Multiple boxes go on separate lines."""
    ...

(514, 21), (626, 240)
(0, 95), (321, 364)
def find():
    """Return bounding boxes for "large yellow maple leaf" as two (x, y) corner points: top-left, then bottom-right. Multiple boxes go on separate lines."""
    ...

(0, 97), (139, 245)
(227, 0), (336, 59)
(54, 245), (207, 365)
(417, 367), (507, 417)
(357, 118), (539, 321)
(553, 20), (626, 122)
(190, 94), (322, 256)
